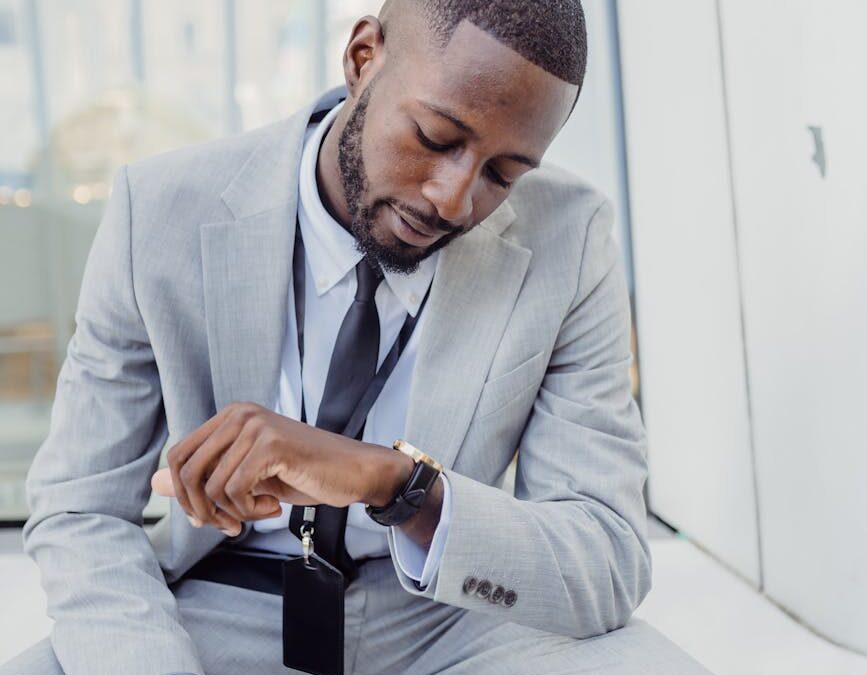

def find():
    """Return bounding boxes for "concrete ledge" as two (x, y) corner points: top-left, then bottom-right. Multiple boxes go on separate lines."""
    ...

(634, 538), (867, 674)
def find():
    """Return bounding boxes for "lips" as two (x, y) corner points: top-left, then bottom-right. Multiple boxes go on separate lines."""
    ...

(396, 210), (437, 238)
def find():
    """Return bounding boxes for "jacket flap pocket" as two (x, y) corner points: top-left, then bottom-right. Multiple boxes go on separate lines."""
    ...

(475, 350), (547, 419)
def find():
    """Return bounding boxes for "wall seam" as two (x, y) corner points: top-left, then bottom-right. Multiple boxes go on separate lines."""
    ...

(714, 0), (765, 591)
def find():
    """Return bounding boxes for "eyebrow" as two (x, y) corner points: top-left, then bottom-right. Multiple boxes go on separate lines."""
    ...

(419, 101), (541, 169)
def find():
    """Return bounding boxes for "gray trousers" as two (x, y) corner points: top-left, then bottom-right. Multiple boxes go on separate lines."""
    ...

(1, 557), (712, 674)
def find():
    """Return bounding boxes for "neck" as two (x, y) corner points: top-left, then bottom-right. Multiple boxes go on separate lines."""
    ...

(315, 109), (354, 234)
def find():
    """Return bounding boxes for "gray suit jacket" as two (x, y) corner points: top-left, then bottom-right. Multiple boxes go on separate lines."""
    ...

(22, 87), (651, 675)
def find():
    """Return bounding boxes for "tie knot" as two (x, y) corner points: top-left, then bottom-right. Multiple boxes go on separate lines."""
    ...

(355, 257), (383, 302)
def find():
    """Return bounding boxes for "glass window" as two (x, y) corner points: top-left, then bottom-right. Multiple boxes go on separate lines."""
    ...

(0, 7), (16, 45)
(0, 0), (378, 522)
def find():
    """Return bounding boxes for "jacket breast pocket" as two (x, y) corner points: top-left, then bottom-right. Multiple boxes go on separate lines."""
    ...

(474, 350), (547, 420)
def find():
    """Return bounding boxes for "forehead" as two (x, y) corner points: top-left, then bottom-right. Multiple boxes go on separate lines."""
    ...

(387, 19), (577, 150)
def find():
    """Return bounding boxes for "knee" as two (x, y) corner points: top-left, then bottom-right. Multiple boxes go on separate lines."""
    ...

(0, 637), (65, 675)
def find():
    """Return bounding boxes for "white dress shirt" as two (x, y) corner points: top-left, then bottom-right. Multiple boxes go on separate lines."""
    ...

(242, 97), (451, 586)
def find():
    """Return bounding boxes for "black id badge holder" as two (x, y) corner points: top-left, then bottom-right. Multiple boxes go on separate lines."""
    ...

(282, 507), (345, 675)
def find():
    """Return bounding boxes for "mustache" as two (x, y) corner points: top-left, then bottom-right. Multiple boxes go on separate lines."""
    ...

(386, 199), (465, 235)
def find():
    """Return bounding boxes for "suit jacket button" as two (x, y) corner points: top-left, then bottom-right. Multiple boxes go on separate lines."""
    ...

(489, 585), (505, 604)
(476, 579), (493, 599)
(503, 589), (518, 607)
(462, 576), (478, 594)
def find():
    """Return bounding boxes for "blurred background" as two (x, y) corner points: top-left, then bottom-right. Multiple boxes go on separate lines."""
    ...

(0, 1), (865, 673)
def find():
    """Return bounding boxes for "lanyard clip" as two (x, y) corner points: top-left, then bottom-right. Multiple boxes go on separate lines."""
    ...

(300, 506), (316, 563)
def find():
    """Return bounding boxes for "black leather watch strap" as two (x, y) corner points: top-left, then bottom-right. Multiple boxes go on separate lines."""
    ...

(365, 459), (440, 527)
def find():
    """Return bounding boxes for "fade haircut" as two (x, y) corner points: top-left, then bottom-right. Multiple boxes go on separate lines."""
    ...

(385, 0), (588, 95)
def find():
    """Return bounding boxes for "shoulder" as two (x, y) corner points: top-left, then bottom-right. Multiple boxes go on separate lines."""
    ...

(126, 116), (289, 184)
(510, 162), (611, 231)
(115, 117), (297, 283)
(123, 117), (292, 220)
(504, 161), (613, 264)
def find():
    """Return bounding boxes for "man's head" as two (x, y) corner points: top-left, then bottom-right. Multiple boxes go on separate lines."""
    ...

(317, 0), (587, 274)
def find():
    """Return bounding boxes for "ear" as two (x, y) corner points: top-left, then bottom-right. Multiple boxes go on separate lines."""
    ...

(342, 16), (387, 100)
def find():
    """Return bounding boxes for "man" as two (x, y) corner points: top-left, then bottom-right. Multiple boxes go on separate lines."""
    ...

(2, 1), (711, 673)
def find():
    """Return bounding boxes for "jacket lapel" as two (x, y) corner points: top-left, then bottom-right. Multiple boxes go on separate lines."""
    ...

(201, 206), (297, 411)
(403, 200), (531, 470)
(199, 95), (326, 411)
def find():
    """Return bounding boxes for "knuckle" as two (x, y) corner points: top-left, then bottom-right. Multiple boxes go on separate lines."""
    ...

(240, 401), (259, 416)
(224, 474), (241, 497)
(229, 401), (259, 424)
(244, 416), (265, 435)
(179, 464), (197, 484)
(204, 481), (223, 502)
(226, 401), (246, 416)
(261, 428), (280, 449)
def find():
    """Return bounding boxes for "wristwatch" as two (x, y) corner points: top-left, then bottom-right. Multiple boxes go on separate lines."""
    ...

(365, 439), (443, 527)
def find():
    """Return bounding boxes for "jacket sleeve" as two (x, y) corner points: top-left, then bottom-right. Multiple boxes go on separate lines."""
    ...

(387, 198), (652, 639)
(22, 166), (205, 675)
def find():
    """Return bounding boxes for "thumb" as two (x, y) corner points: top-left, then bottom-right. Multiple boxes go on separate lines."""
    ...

(151, 467), (176, 497)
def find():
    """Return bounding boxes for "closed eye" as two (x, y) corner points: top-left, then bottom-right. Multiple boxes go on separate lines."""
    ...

(416, 126), (452, 152)
(486, 166), (512, 189)
(416, 125), (513, 190)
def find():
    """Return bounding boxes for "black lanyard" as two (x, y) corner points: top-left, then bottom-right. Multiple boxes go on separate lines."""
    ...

(291, 220), (431, 439)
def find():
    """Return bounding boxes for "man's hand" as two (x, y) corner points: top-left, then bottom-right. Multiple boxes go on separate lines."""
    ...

(151, 402), (413, 536)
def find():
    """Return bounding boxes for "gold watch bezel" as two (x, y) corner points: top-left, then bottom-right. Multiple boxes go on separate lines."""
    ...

(393, 439), (443, 473)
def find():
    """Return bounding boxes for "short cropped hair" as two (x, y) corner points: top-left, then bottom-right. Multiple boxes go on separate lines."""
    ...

(418, 0), (587, 91)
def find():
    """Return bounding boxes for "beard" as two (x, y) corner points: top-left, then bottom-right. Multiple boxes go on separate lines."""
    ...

(337, 82), (467, 275)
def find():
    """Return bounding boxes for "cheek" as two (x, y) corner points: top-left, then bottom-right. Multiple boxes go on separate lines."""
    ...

(361, 124), (504, 224)
(362, 125), (432, 193)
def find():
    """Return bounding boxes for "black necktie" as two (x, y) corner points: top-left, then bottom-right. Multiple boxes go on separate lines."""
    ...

(317, 257), (383, 433)
(290, 257), (383, 580)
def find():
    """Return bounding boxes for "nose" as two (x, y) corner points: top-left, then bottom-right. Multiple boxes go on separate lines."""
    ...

(421, 161), (476, 224)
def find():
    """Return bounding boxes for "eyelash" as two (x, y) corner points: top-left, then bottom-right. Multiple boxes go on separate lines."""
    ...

(415, 127), (512, 189)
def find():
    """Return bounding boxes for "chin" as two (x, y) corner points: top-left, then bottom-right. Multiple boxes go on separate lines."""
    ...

(351, 221), (424, 275)
(381, 223), (427, 251)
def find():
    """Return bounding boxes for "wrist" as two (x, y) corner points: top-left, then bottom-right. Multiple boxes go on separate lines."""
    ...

(397, 472), (444, 546)
(363, 443), (415, 508)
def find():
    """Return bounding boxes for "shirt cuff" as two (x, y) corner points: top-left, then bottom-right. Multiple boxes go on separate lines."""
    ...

(390, 473), (452, 588)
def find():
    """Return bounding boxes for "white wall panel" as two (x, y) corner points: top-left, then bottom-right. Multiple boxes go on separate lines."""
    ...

(719, 0), (867, 654)
(618, 0), (760, 584)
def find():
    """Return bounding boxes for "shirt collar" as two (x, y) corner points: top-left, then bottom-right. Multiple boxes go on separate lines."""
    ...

(297, 97), (438, 317)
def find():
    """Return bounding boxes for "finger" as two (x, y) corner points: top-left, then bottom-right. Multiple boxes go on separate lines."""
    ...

(254, 476), (319, 507)
(204, 422), (268, 522)
(151, 468), (175, 497)
(223, 436), (297, 519)
(181, 413), (247, 527)
(167, 410), (231, 525)
(154, 465), (239, 532)
(168, 454), (197, 527)
(167, 408), (229, 467)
